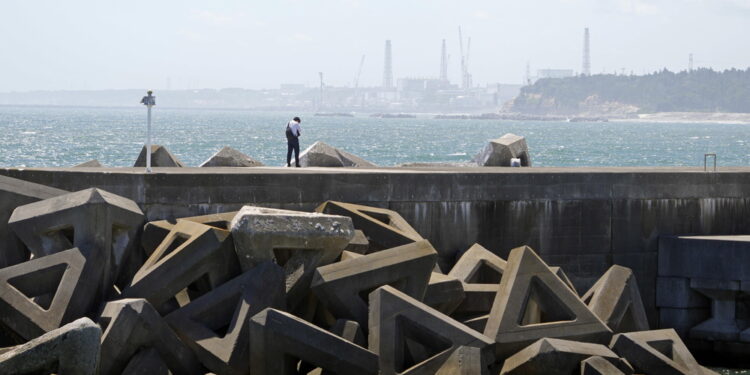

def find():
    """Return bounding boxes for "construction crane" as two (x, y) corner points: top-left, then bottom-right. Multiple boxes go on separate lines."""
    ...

(353, 55), (366, 88)
(458, 26), (472, 89)
(318, 72), (324, 110)
(459, 26), (466, 89)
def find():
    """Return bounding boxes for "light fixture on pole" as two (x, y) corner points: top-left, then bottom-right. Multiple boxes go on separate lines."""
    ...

(140, 90), (156, 173)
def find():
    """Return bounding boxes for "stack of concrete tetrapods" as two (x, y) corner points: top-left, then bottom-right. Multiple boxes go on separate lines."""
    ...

(0, 174), (717, 374)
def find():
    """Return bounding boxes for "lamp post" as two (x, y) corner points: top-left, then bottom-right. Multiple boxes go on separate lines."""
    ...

(140, 90), (156, 172)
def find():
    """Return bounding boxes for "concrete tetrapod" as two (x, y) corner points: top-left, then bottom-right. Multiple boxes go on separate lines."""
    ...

(200, 146), (264, 167)
(72, 159), (104, 168)
(134, 144), (185, 167)
(582, 265), (649, 333)
(121, 347), (170, 375)
(609, 328), (718, 375)
(550, 266), (578, 295)
(315, 201), (423, 252)
(249, 308), (378, 375)
(0, 317), (100, 375)
(474, 133), (532, 167)
(230, 206), (354, 310)
(483, 246), (612, 360)
(0, 174), (67, 268)
(165, 262), (286, 375)
(122, 220), (240, 315)
(581, 356), (632, 375)
(346, 229), (370, 254)
(499, 338), (632, 375)
(0, 248), (92, 341)
(434, 345), (488, 375)
(448, 243), (507, 319)
(299, 141), (378, 168)
(141, 211), (238, 257)
(368, 285), (496, 375)
(98, 298), (204, 375)
(423, 272), (466, 315)
(299, 319), (368, 375)
(329, 246), (463, 316)
(311, 239), (437, 328)
(8, 187), (145, 292)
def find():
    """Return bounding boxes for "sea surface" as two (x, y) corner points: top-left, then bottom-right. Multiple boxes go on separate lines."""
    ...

(1, 106), (749, 168)
(1, 106), (750, 374)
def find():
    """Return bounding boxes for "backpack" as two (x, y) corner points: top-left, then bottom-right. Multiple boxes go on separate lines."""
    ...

(285, 122), (296, 140)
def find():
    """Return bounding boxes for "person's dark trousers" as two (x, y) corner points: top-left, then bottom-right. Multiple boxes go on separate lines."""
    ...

(287, 138), (300, 167)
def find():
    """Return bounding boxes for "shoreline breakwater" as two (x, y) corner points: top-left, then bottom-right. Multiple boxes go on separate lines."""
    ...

(2, 165), (750, 370)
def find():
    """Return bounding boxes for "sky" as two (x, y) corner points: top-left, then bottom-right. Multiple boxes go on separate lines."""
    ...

(0, 0), (749, 91)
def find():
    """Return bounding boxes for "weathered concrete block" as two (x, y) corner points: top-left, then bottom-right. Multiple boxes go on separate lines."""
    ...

(299, 318), (368, 375)
(550, 266), (578, 294)
(0, 248), (94, 341)
(689, 278), (741, 342)
(609, 329), (707, 375)
(449, 243), (506, 318)
(484, 246), (612, 360)
(122, 220), (240, 315)
(8, 188), (145, 293)
(435, 345), (487, 375)
(369, 285), (496, 375)
(657, 277), (710, 308)
(345, 229), (370, 254)
(449, 243), (506, 284)
(453, 284), (499, 319)
(311, 239), (437, 327)
(99, 298), (204, 375)
(424, 272), (466, 315)
(473, 133), (531, 167)
(332, 247), (460, 315)
(200, 146), (264, 167)
(316, 201), (423, 252)
(299, 141), (377, 167)
(582, 265), (649, 333)
(142, 212), (238, 257)
(0, 317), (100, 375)
(581, 355), (633, 375)
(165, 262), (285, 375)
(0, 175), (68, 269)
(462, 314), (489, 333)
(499, 338), (630, 375)
(249, 308), (378, 375)
(141, 220), (175, 257)
(134, 144), (185, 167)
(121, 347), (170, 375)
(73, 159), (104, 168)
(230, 206), (353, 310)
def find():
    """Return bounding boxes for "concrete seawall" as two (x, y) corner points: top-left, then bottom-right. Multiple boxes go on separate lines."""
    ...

(3, 166), (750, 327)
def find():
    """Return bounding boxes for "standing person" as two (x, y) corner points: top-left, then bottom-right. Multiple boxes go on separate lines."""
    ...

(286, 116), (302, 167)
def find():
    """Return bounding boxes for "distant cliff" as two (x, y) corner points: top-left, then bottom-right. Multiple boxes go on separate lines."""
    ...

(508, 68), (750, 116)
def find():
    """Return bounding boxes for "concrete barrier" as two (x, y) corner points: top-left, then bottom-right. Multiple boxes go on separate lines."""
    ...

(3, 166), (750, 328)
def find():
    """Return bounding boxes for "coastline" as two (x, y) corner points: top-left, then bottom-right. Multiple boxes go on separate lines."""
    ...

(610, 112), (750, 125)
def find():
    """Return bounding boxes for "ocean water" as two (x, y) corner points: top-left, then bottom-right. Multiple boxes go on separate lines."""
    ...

(0, 105), (749, 168)
(2, 106), (750, 374)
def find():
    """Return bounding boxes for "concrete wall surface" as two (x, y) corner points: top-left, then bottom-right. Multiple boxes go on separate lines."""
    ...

(3, 166), (750, 326)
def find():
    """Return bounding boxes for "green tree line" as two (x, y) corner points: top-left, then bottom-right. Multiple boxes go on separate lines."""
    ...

(512, 68), (750, 113)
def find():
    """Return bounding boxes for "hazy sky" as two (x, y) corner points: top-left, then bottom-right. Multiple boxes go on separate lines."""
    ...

(1, 0), (748, 91)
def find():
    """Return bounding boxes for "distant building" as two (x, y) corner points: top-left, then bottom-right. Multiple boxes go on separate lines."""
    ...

(397, 78), (452, 92)
(280, 84), (306, 94)
(536, 69), (575, 79)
